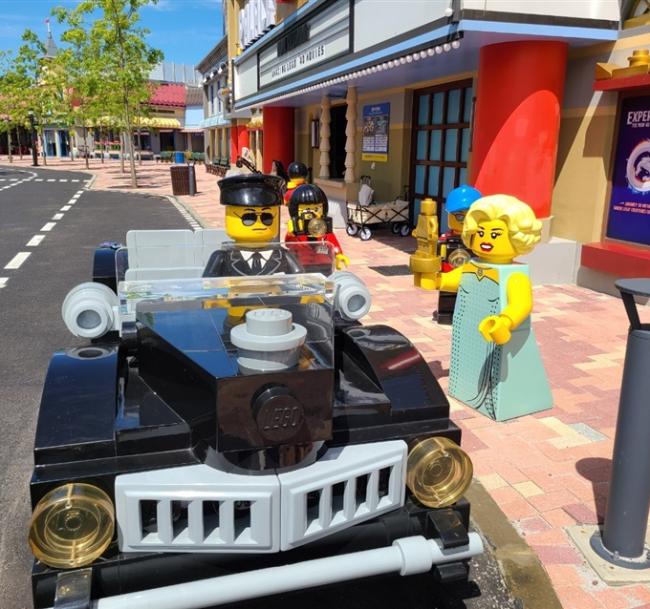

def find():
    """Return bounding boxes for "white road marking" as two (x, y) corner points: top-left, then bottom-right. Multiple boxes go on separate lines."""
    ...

(0, 179), (5, 182)
(60, 205), (71, 211)
(52, 213), (64, 220)
(59, 179), (68, 182)
(41, 222), (56, 231)
(0, 278), (7, 288)
(34, 178), (43, 182)
(9, 178), (18, 181)
(71, 179), (80, 182)
(5, 252), (31, 269)
(26, 235), (45, 246)
(46, 178), (55, 182)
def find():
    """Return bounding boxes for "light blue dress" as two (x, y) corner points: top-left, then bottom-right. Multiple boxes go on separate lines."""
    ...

(448, 260), (553, 421)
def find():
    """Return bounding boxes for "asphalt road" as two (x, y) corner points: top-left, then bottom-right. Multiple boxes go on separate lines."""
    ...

(0, 165), (519, 609)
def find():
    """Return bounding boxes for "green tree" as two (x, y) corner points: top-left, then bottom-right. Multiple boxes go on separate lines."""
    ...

(11, 29), (70, 165)
(56, 0), (162, 186)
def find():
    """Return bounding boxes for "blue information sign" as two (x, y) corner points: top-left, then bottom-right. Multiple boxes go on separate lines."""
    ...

(607, 95), (650, 245)
(361, 103), (390, 162)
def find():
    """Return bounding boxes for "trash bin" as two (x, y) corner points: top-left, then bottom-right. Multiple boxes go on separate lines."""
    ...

(174, 151), (185, 164)
(170, 164), (195, 196)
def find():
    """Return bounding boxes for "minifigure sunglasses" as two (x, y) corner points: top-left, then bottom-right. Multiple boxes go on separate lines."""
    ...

(237, 211), (275, 226)
(452, 212), (466, 222)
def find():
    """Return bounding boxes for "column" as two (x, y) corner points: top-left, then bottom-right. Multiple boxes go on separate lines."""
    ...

(344, 86), (357, 183)
(262, 106), (294, 173)
(319, 95), (331, 179)
(469, 41), (568, 218)
(237, 125), (249, 156)
(230, 125), (239, 164)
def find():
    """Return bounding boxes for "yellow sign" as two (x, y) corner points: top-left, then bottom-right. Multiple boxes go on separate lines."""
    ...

(361, 153), (388, 162)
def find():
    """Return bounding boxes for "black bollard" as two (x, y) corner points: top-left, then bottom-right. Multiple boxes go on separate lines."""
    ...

(591, 278), (650, 567)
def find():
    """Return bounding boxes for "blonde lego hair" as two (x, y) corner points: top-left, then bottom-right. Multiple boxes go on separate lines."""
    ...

(461, 194), (542, 256)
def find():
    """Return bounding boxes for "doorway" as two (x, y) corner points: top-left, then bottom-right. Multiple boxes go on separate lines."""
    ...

(329, 104), (347, 179)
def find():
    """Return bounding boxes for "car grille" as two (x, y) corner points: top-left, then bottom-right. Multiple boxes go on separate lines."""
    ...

(115, 440), (407, 554)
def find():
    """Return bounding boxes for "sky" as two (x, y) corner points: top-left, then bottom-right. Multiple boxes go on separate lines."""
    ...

(0, 0), (224, 68)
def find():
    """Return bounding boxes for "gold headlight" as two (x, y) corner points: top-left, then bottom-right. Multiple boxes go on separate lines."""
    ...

(29, 483), (115, 569)
(406, 437), (473, 508)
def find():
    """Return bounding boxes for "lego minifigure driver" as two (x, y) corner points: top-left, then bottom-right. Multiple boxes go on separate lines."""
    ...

(203, 174), (303, 277)
(285, 184), (350, 272)
(283, 161), (309, 204)
(434, 185), (482, 324)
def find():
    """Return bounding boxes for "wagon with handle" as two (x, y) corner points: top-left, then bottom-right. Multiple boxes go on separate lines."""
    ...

(346, 198), (411, 241)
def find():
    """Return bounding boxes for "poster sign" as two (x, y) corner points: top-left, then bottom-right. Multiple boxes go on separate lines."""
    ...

(607, 95), (650, 245)
(362, 103), (390, 162)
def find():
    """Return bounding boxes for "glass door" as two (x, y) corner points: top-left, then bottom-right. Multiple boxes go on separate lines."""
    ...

(409, 79), (474, 231)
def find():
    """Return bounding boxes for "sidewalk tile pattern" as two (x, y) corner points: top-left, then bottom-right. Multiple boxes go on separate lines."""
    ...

(10, 158), (647, 609)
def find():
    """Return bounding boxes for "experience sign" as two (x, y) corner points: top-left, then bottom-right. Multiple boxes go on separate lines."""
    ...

(607, 95), (650, 245)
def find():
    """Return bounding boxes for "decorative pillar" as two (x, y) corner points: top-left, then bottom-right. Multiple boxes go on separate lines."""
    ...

(344, 86), (357, 183)
(319, 95), (331, 179)
(237, 125), (249, 155)
(469, 40), (568, 218)
(262, 106), (294, 173)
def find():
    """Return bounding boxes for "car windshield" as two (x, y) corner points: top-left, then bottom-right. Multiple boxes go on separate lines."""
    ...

(116, 240), (336, 375)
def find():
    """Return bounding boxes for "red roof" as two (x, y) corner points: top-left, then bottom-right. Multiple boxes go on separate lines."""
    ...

(149, 83), (186, 107)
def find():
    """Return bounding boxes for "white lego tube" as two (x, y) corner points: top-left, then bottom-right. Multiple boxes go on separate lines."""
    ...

(86, 534), (482, 609)
(61, 282), (118, 339)
(329, 271), (372, 321)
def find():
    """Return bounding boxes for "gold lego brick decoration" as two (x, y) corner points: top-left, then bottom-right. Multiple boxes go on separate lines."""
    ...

(612, 64), (650, 79)
(594, 63), (618, 80)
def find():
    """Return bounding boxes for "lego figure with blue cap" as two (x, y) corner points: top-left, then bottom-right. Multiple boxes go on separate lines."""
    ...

(434, 185), (482, 324)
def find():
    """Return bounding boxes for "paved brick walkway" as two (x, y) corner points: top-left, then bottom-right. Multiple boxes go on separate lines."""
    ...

(9, 157), (648, 609)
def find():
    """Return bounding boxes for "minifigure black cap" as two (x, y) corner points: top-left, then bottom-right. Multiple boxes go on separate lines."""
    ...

(288, 161), (308, 179)
(218, 174), (284, 207)
(288, 183), (329, 216)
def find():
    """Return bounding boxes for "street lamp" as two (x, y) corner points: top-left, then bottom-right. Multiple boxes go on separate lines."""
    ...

(28, 111), (38, 167)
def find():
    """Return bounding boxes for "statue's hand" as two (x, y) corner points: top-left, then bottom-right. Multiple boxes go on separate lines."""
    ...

(478, 315), (513, 345)
(335, 253), (350, 270)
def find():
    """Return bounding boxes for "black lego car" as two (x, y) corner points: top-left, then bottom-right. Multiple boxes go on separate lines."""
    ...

(29, 231), (482, 609)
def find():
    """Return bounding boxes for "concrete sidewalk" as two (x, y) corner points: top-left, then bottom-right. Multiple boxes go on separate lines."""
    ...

(10, 156), (649, 609)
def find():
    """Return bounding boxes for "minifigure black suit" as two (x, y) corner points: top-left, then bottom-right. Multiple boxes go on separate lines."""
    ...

(203, 174), (303, 277)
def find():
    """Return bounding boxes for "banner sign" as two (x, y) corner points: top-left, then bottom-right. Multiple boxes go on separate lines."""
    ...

(362, 103), (390, 162)
(607, 95), (650, 245)
(239, 0), (276, 50)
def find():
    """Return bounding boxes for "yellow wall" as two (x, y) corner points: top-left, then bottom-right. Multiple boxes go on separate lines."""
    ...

(552, 30), (650, 243)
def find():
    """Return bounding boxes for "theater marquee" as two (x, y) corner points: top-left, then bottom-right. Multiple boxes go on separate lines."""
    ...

(258, 1), (350, 89)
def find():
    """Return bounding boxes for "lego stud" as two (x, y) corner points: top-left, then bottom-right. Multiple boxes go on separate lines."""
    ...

(230, 308), (307, 375)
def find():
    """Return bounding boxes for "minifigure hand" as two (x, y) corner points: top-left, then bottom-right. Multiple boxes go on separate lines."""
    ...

(335, 253), (350, 270)
(478, 315), (513, 345)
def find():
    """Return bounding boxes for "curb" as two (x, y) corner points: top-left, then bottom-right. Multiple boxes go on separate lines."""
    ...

(165, 195), (206, 230)
(467, 480), (563, 609)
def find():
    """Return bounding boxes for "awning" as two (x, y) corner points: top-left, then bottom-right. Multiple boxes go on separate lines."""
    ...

(133, 117), (181, 129)
(181, 127), (204, 133)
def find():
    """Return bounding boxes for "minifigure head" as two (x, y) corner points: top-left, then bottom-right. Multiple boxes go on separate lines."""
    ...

(446, 185), (482, 233)
(461, 195), (542, 263)
(218, 174), (283, 243)
(288, 184), (329, 236)
(288, 161), (308, 182)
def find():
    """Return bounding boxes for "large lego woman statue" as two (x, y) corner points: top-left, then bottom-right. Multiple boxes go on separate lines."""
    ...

(411, 194), (553, 421)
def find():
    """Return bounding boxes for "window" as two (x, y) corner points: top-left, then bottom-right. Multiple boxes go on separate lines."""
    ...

(210, 84), (215, 115)
(409, 80), (474, 230)
(217, 79), (222, 114)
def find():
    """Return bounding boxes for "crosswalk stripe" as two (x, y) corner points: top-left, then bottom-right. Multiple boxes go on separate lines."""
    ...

(41, 222), (56, 231)
(26, 235), (45, 246)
